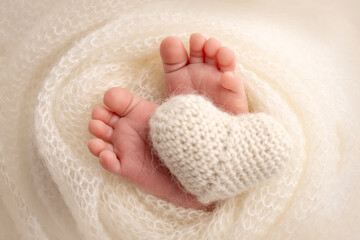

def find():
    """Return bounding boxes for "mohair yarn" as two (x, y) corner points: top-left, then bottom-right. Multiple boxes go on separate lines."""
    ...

(0, 0), (359, 239)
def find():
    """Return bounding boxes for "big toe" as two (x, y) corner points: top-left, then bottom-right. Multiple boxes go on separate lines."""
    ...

(103, 87), (158, 132)
(103, 87), (139, 117)
(160, 36), (188, 73)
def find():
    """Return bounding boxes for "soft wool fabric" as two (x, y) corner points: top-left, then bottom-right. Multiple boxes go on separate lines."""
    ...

(0, 0), (360, 240)
(150, 94), (291, 204)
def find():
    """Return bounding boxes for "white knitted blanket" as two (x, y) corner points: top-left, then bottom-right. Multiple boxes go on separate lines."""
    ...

(1, 0), (359, 239)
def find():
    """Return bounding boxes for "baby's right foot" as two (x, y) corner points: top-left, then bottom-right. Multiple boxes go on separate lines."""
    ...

(160, 33), (248, 115)
(88, 87), (206, 210)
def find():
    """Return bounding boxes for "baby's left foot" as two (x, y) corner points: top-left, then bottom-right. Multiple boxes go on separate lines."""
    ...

(160, 33), (248, 115)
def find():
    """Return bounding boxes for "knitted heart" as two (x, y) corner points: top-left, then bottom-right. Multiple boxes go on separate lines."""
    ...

(150, 94), (292, 204)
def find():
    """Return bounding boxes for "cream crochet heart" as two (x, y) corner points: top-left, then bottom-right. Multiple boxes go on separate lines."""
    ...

(150, 94), (292, 204)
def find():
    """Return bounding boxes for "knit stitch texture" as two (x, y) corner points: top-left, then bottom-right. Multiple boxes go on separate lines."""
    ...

(1, 0), (360, 239)
(150, 94), (291, 204)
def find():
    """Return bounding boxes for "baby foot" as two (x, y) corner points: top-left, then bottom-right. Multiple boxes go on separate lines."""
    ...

(160, 33), (248, 115)
(88, 87), (206, 210)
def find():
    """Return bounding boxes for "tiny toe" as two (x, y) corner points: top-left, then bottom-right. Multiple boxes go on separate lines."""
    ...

(220, 72), (242, 93)
(217, 47), (236, 72)
(204, 38), (222, 66)
(88, 119), (114, 143)
(189, 33), (207, 63)
(99, 150), (121, 175)
(92, 105), (120, 128)
(88, 138), (113, 157)
(221, 72), (249, 114)
(160, 36), (188, 73)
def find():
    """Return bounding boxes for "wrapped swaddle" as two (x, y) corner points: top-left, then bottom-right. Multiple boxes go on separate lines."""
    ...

(0, 0), (359, 239)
